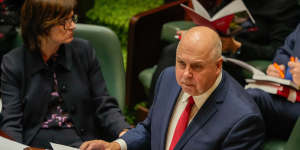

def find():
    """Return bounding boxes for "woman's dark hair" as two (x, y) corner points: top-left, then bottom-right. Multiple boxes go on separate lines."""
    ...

(21, 0), (76, 51)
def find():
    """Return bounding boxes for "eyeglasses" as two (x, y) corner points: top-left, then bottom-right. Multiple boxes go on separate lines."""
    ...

(61, 14), (78, 30)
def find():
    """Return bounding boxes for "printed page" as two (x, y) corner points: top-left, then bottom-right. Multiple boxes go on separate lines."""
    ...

(223, 56), (298, 90)
(50, 142), (79, 150)
(191, 0), (211, 20)
(180, 4), (214, 28)
(212, 0), (254, 23)
(245, 82), (279, 94)
(0, 136), (28, 150)
(252, 74), (298, 89)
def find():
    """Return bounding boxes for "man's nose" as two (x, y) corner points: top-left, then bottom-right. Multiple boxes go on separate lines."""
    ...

(183, 66), (192, 77)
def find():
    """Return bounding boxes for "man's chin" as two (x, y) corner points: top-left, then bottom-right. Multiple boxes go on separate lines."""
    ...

(182, 87), (195, 95)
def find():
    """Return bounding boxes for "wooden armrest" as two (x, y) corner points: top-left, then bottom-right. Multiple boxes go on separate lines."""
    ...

(126, 0), (188, 107)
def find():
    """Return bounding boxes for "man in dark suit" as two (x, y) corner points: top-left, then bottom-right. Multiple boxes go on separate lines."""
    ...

(80, 26), (265, 150)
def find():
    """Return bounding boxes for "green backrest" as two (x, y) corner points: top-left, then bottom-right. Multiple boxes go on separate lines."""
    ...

(74, 24), (126, 110)
(11, 24), (126, 110)
(263, 117), (300, 150)
(284, 117), (300, 150)
(263, 139), (285, 150)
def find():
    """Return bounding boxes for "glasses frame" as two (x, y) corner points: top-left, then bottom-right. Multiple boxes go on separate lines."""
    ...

(61, 14), (78, 30)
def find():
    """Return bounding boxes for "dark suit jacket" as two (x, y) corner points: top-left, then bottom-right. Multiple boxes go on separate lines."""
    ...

(0, 38), (130, 145)
(122, 67), (265, 150)
(273, 24), (300, 65)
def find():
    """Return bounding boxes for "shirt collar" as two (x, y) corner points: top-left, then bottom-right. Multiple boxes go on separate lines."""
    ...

(25, 44), (72, 77)
(181, 71), (222, 108)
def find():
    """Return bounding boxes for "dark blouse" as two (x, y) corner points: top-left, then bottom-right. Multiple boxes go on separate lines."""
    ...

(41, 53), (73, 128)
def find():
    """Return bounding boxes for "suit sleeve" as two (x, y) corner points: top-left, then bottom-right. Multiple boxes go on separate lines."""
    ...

(120, 107), (152, 150)
(119, 67), (167, 150)
(272, 24), (300, 65)
(85, 41), (130, 138)
(0, 54), (23, 143)
(222, 114), (265, 150)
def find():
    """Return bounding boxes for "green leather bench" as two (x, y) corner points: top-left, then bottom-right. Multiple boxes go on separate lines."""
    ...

(10, 23), (126, 111)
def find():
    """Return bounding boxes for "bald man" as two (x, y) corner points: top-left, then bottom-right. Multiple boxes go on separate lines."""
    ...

(80, 27), (265, 150)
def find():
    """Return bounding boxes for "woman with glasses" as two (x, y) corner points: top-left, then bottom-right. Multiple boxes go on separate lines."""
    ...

(0, 0), (130, 149)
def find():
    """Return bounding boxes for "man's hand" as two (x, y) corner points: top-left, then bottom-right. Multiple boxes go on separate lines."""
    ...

(266, 63), (285, 78)
(80, 140), (121, 150)
(220, 37), (241, 53)
(288, 57), (300, 86)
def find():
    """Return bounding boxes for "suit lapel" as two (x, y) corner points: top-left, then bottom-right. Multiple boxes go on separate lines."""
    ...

(160, 84), (181, 150)
(174, 96), (218, 150)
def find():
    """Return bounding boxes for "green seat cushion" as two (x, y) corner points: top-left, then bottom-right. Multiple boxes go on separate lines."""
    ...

(242, 60), (271, 79)
(263, 138), (286, 150)
(138, 65), (157, 96)
(161, 20), (196, 43)
(284, 116), (300, 150)
(74, 24), (126, 110)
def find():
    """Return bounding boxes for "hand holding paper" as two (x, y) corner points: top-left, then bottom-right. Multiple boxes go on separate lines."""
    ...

(266, 63), (285, 79)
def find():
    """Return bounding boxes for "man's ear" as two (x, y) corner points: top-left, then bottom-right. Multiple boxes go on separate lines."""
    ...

(216, 57), (223, 73)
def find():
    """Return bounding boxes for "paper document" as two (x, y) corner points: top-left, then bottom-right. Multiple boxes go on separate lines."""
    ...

(0, 136), (28, 150)
(50, 142), (79, 150)
(181, 0), (257, 36)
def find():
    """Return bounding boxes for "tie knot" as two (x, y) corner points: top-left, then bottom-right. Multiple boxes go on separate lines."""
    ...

(188, 96), (195, 106)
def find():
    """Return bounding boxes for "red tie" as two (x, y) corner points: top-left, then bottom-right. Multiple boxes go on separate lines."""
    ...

(169, 96), (195, 150)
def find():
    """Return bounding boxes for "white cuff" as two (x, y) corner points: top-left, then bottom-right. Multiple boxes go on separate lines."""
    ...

(114, 139), (127, 150)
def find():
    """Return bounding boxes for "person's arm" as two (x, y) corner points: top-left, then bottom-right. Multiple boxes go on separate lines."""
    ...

(0, 53), (23, 143)
(85, 41), (130, 138)
(79, 101), (154, 150)
(119, 68), (168, 150)
(272, 24), (300, 65)
(222, 114), (265, 150)
(80, 64), (170, 150)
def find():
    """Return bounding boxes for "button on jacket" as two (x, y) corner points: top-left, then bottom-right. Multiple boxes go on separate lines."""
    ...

(0, 38), (130, 145)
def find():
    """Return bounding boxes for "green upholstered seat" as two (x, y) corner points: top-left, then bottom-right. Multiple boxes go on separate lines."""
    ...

(284, 116), (300, 150)
(161, 20), (196, 43)
(74, 24), (126, 110)
(242, 60), (272, 78)
(138, 65), (157, 96)
(11, 24), (126, 111)
(263, 139), (285, 150)
(263, 117), (300, 150)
